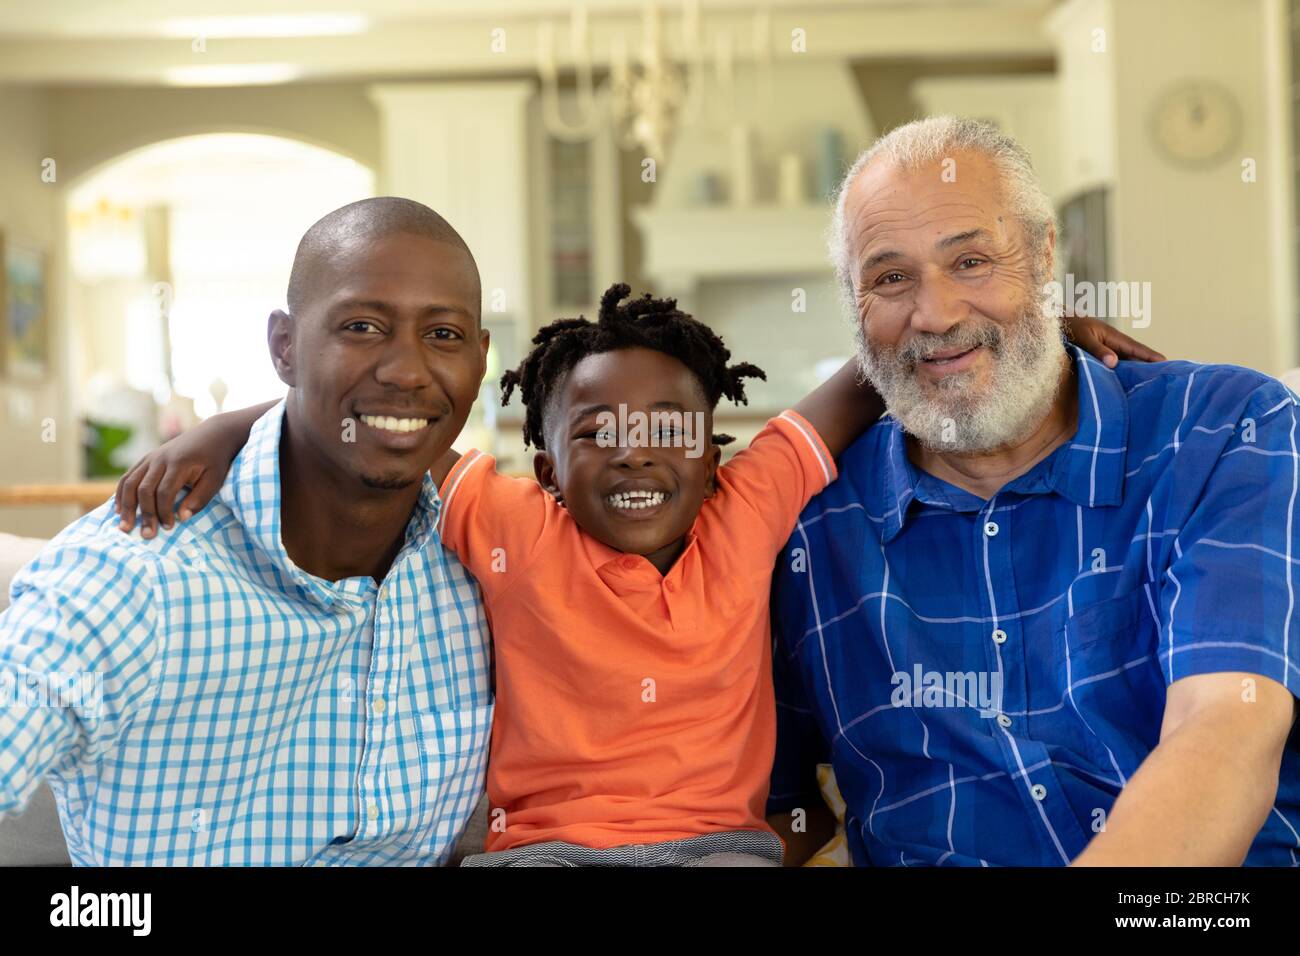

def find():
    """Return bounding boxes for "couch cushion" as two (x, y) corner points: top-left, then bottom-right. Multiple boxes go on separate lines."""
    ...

(0, 532), (71, 865)
(450, 794), (489, 864)
(0, 783), (71, 866)
(0, 533), (47, 612)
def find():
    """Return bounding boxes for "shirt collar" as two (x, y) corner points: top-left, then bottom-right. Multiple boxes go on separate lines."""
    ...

(577, 512), (698, 579)
(868, 346), (1129, 543)
(216, 401), (443, 607)
(1042, 346), (1129, 510)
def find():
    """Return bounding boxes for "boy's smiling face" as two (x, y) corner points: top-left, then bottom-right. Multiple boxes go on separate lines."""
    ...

(534, 347), (721, 575)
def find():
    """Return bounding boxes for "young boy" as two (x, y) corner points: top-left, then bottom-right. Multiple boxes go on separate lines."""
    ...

(116, 283), (1153, 866)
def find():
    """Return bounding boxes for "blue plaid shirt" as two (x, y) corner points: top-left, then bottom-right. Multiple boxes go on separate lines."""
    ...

(770, 348), (1300, 866)
(0, 402), (492, 865)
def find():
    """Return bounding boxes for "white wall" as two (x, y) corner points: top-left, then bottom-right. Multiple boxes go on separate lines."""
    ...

(49, 83), (380, 184)
(0, 86), (77, 536)
(1112, 0), (1291, 373)
(1051, 0), (1294, 374)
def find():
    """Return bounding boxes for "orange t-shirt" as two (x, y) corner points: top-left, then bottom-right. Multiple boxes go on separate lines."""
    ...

(437, 410), (836, 851)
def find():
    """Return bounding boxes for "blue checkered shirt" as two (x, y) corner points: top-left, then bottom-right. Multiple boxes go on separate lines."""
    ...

(0, 402), (492, 865)
(769, 348), (1300, 866)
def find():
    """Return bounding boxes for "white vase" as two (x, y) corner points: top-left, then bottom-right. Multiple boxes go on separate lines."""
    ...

(730, 125), (757, 206)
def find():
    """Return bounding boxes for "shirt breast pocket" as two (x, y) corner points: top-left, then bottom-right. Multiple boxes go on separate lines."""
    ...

(1054, 588), (1163, 779)
(410, 702), (494, 829)
(1059, 588), (1156, 668)
(416, 703), (492, 753)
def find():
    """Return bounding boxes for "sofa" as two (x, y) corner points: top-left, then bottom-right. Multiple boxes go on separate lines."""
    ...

(0, 531), (489, 866)
(0, 533), (71, 865)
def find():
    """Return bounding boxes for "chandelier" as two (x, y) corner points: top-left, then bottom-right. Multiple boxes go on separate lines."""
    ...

(537, 0), (772, 161)
(69, 198), (147, 282)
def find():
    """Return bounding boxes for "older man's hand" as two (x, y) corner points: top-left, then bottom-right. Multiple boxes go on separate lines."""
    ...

(1063, 314), (1167, 367)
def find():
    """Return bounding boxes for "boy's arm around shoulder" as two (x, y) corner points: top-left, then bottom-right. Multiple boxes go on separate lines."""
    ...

(791, 358), (885, 460)
(116, 399), (276, 537)
(435, 449), (558, 589)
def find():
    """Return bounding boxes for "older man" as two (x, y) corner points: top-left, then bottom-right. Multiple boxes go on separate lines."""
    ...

(767, 117), (1299, 866)
(0, 198), (492, 865)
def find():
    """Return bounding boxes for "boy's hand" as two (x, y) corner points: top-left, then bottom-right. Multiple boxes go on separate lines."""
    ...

(114, 445), (225, 540)
(1064, 314), (1166, 368)
(114, 400), (273, 539)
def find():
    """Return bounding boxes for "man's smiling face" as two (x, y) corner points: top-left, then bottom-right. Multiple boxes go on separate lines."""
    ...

(274, 231), (488, 490)
(846, 150), (1065, 451)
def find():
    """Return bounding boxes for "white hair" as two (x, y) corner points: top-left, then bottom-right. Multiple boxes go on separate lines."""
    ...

(828, 116), (1058, 311)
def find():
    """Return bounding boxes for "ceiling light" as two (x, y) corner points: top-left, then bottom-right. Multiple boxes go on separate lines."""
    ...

(161, 64), (304, 87)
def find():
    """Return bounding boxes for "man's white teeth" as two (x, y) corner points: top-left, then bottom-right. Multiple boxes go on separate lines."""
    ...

(360, 415), (430, 433)
(605, 491), (667, 510)
(925, 346), (976, 363)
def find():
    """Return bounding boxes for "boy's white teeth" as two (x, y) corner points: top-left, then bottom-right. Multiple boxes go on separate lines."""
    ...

(361, 415), (429, 433)
(605, 491), (667, 510)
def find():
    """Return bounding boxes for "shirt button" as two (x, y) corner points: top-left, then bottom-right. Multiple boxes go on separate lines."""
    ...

(373, 697), (386, 715)
(1030, 784), (1048, 801)
(621, 557), (639, 570)
(996, 713), (1012, 729)
(378, 584), (389, 602)
(664, 580), (676, 593)
(367, 801), (379, 821)
(991, 628), (1007, 645)
(984, 521), (999, 537)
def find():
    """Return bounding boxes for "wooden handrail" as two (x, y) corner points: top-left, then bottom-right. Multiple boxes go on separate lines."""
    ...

(0, 482), (120, 511)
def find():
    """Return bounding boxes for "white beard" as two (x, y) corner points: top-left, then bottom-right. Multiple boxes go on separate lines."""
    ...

(856, 296), (1067, 453)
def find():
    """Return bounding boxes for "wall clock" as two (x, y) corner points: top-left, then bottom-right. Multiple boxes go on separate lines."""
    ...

(1149, 79), (1242, 168)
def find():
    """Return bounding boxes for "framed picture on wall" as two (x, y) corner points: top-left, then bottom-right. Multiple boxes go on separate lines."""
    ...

(0, 233), (49, 377)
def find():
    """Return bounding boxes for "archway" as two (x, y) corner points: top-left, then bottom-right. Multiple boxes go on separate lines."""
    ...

(66, 133), (374, 471)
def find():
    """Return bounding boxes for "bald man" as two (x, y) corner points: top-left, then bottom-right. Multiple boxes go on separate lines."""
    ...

(0, 198), (494, 866)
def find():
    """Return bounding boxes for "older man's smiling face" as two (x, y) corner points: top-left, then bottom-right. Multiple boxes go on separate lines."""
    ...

(846, 150), (1065, 452)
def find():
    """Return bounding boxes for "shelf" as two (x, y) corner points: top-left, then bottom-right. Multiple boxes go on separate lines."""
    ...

(631, 204), (836, 293)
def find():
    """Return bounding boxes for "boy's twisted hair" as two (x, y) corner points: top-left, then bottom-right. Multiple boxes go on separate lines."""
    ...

(500, 283), (766, 450)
